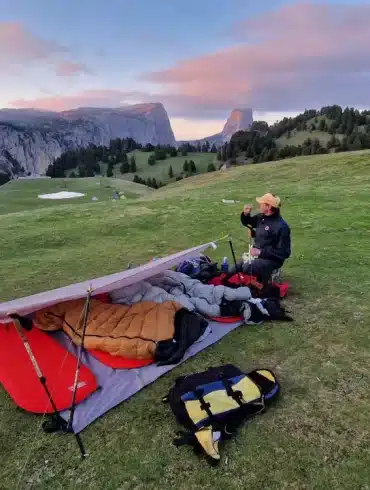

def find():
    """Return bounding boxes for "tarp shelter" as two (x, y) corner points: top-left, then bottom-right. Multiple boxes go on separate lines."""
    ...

(0, 240), (244, 436)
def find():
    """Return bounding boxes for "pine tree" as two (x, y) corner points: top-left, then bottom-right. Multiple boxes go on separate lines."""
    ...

(350, 135), (363, 151)
(168, 165), (174, 178)
(217, 150), (222, 161)
(120, 160), (130, 173)
(222, 144), (228, 162)
(120, 152), (128, 165)
(148, 154), (156, 166)
(183, 160), (189, 172)
(152, 178), (158, 189)
(319, 119), (326, 131)
(129, 155), (137, 173)
(207, 163), (216, 172)
(190, 160), (197, 172)
(85, 166), (95, 177)
(106, 164), (114, 177)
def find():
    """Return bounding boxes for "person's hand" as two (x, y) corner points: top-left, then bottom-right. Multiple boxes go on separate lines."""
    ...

(244, 204), (252, 215)
(250, 247), (261, 257)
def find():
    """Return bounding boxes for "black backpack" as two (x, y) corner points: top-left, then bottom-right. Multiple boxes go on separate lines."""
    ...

(162, 364), (280, 464)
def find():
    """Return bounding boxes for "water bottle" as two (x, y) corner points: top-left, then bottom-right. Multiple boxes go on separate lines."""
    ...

(221, 257), (229, 272)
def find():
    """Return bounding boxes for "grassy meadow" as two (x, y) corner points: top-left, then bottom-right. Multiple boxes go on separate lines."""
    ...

(0, 177), (152, 215)
(98, 150), (218, 184)
(1, 150), (370, 488)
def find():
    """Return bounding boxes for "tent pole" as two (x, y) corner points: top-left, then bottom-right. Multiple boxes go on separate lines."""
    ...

(8, 313), (68, 433)
(66, 287), (93, 458)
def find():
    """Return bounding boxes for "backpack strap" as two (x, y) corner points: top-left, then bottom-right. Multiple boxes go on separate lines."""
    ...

(218, 373), (245, 407)
(194, 388), (215, 420)
(173, 427), (221, 464)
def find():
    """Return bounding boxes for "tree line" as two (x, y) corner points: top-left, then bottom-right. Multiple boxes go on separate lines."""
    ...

(46, 137), (141, 178)
(40, 103), (370, 188)
(45, 137), (218, 179)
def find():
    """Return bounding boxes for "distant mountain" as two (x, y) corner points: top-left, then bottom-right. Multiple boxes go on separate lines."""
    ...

(0, 103), (176, 176)
(180, 108), (254, 147)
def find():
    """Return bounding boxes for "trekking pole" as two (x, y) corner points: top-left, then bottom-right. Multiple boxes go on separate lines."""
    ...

(228, 235), (243, 285)
(8, 313), (69, 433)
(66, 287), (93, 458)
(246, 225), (253, 287)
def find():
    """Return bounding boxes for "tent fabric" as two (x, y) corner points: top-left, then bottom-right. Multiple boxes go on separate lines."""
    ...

(55, 318), (243, 433)
(0, 242), (214, 322)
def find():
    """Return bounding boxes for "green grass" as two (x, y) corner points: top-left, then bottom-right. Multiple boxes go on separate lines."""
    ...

(0, 177), (153, 215)
(2, 150), (370, 488)
(276, 116), (343, 148)
(101, 151), (218, 184)
(277, 129), (343, 147)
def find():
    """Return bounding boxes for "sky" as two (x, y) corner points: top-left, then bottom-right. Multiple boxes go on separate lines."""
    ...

(1, 0), (370, 140)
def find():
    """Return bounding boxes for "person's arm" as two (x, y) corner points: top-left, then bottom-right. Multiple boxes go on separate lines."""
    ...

(259, 224), (291, 263)
(240, 208), (259, 229)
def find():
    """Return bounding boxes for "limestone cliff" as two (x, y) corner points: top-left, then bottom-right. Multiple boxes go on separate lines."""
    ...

(221, 109), (253, 140)
(182, 108), (254, 147)
(0, 103), (176, 176)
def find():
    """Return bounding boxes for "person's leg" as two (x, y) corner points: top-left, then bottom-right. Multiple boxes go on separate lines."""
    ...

(241, 258), (280, 283)
(228, 259), (244, 275)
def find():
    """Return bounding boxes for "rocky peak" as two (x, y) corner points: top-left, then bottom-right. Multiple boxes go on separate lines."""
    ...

(222, 108), (253, 138)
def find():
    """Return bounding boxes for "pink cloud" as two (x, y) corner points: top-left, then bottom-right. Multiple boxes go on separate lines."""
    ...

(0, 22), (66, 66)
(55, 61), (92, 77)
(0, 22), (90, 78)
(139, 2), (370, 115)
(9, 90), (144, 111)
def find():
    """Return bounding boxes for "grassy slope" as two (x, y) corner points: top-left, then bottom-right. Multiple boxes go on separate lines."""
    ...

(2, 151), (370, 488)
(276, 116), (344, 148)
(0, 177), (153, 215)
(100, 151), (218, 184)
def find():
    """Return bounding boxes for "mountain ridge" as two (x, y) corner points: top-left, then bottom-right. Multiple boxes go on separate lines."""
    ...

(0, 103), (176, 176)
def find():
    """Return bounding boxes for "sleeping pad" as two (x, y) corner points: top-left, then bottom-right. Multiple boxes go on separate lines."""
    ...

(33, 298), (190, 360)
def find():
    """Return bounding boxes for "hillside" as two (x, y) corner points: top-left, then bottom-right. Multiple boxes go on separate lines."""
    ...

(223, 105), (370, 166)
(0, 103), (176, 176)
(43, 138), (219, 188)
(0, 176), (152, 215)
(1, 150), (370, 488)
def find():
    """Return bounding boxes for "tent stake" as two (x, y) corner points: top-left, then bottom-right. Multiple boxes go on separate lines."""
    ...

(66, 287), (93, 458)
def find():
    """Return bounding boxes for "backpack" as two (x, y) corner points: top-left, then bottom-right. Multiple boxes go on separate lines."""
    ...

(162, 364), (280, 464)
(175, 255), (220, 283)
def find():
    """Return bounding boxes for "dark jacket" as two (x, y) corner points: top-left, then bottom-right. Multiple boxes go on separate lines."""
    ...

(240, 209), (291, 266)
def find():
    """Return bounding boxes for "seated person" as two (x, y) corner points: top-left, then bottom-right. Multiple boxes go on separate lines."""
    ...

(230, 193), (291, 283)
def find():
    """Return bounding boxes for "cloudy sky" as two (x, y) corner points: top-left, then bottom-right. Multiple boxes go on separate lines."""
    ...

(1, 0), (370, 139)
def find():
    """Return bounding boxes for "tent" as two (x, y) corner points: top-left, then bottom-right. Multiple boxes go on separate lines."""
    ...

(0, 240), (245, 456)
